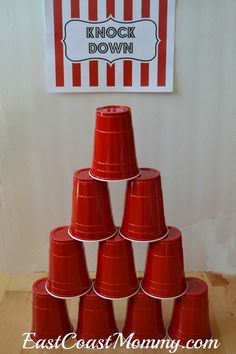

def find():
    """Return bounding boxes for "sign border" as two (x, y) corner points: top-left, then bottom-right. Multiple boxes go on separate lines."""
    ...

(44, 0), (176, 93)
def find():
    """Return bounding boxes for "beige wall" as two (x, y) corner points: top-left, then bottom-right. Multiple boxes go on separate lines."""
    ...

(0, 0), (236, 274)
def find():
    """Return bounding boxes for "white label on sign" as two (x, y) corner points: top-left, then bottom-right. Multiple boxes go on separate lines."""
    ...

(63, 18), (158, 64)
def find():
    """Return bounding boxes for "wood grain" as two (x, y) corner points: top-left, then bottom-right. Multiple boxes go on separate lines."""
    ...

(0, 272), (235, 354)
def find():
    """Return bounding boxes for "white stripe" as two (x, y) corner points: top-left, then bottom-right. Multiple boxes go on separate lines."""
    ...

(115, 0), (124, 21)
(133, 0), (142, 25)
(62, 0), (72, 88)
(114, 0), (124, 87)
(79, 0), (90, 87)
(149, 0), (159, 87)
(165, 0), (175, 91)
(132, 0), (142, 87)
(98, 0), (107, 21)
(97, 0), (107, 86)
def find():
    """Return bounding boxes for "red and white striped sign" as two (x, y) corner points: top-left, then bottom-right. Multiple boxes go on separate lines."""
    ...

(44, 0), (175, 92)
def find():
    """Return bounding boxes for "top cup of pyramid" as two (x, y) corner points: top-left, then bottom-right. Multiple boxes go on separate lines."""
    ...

(89, 105), (141, 181)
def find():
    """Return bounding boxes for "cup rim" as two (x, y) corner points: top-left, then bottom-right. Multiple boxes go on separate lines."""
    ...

(140, 283), (188, 300)
(45, 281), (93, 300)
(89, 170), (141, 182)
(93, 282), (141, 301)
(119, 228), (169, 243)
(68, 228), (117, 243)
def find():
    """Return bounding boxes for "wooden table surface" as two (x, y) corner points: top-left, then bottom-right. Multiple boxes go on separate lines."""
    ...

(0, 272), (235, 354)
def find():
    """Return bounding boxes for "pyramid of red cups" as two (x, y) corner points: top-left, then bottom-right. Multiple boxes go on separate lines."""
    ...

(31, 106), (212, 347)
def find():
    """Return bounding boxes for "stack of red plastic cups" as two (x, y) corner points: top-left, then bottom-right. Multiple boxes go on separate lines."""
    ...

(69, 106), (140, 345)
(31, 105), (212, 347)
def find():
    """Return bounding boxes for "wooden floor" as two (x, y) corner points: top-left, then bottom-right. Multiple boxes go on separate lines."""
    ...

(0, 272), (235, 354)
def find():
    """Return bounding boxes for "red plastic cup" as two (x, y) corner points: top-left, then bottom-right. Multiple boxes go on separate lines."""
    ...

(142, 226), (187, 299)
(168, 277), (212, 346)
(123, 281), (166, 341)
(31, 278), (73, 343)
(76, 287), (118, 344)
(94, 232), (140, 299)
(120, 168), (168, 242)
(68, 168), (116, 242)
(90, 106), (140, 181)
(46, 226), (92, 298)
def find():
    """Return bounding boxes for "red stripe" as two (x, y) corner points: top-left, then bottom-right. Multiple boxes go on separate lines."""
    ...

(141, 0), (150, 86)
(88, 0), (97, 20)
(53, 0), (64, 86)
(123, 61), (132, 86)
(89, 0), (98, 86)
(106, 0), (115, 17)
(71, 0), (80, 17)
(141, 63), (149, 86)
(158, 0), (168, 86)
(124, 0), (132, 20)
(107, 64), (115, 86)
(89, 61), (98, 86)
(123, 0), (133, 86)
(142, 0), (150, 17)
(71, 0), (81, 86)
(106, 0), (115, 86)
